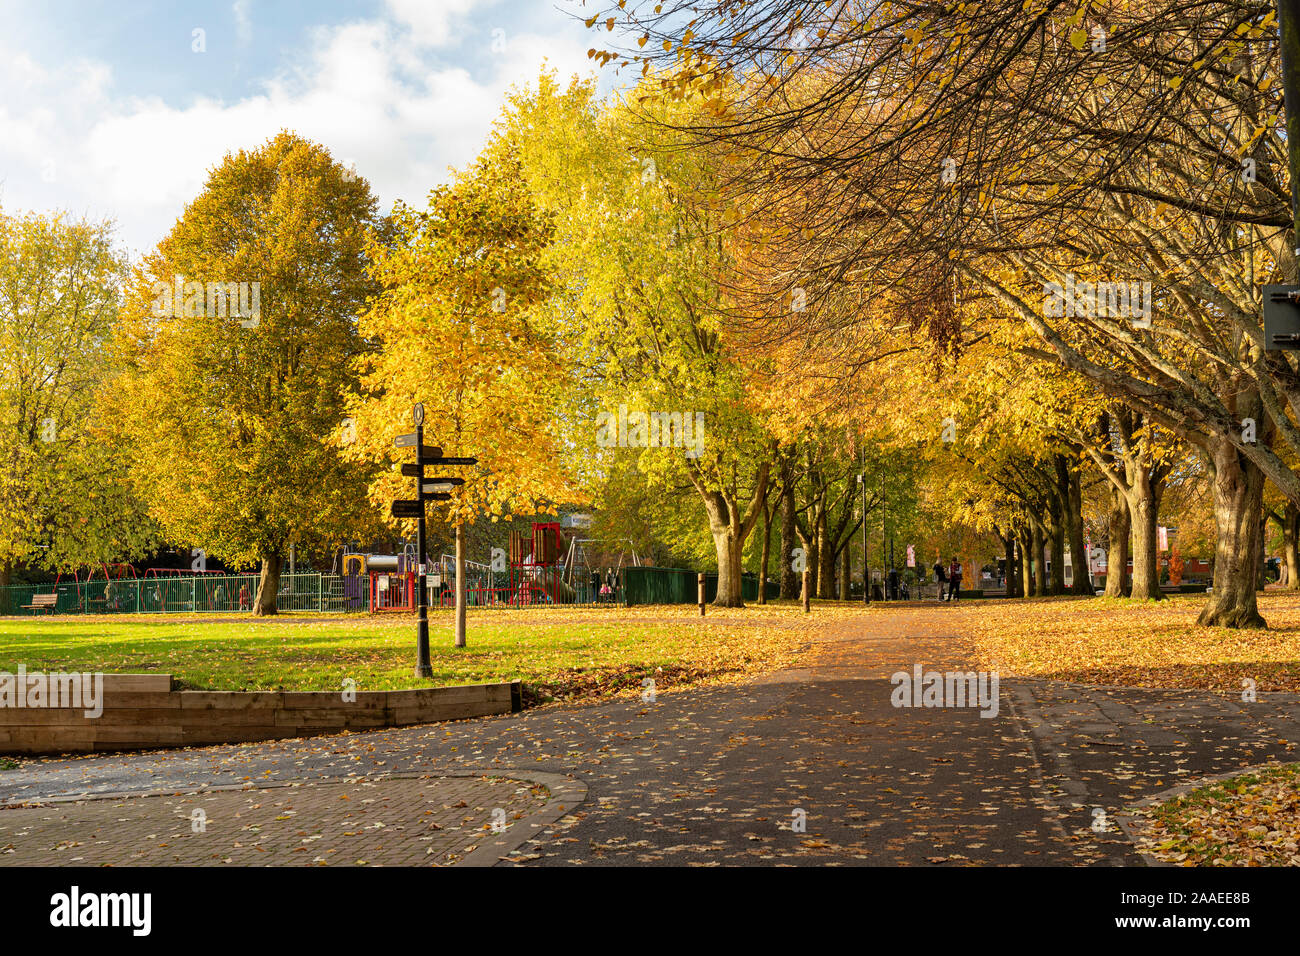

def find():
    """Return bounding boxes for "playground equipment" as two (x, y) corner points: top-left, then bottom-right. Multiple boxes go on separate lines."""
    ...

(563, 536), (641, 601)
(435, 554), (495, 607)
(334, 528), (642, 613)
(505, 522), (577, 605)
(51, 563), (139, 613)
(339, 547), (421, 613)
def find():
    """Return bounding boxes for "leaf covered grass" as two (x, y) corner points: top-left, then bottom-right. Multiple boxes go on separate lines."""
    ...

(1133, 763), (1300, 866)
(0, 603), (818, 700)
(952, 592), (1300, 692)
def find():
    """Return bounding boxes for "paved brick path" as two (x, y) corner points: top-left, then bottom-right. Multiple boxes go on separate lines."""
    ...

(0, 774), (546, 866)
(1, 604), (1296, 866)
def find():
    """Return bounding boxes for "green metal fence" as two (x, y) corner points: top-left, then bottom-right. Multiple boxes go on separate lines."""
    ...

(1, 566), (766, 615)
(623, 568), (780, 606)
(0, 573), (332, 617)
(623, 567), (697, 606)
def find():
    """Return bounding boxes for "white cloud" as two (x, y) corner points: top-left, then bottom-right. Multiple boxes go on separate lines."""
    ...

(233, 0), (253, 47)
(0, 5), (598, 257)
(385, 0), (489, 48)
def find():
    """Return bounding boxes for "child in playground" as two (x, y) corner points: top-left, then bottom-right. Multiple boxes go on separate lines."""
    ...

(239, 584), (251, 611)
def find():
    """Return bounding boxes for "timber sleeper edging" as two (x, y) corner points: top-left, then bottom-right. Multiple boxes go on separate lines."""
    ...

(0, 675), (523, 755)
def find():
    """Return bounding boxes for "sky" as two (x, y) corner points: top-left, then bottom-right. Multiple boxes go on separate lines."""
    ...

(0, 0), (610, 257)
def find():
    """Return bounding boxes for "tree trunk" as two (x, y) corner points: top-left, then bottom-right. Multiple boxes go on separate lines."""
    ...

(1126, 477), (1162, 600)
(1285, 501), (1300, 590)
(1258, 510), (1267, 591)
(1030, 522), (1045, 596)
(805, 530), (820, 602)
(1049, 513), (1067, 595)
(1019, 530), (1034, 596)
(253, 554), (282, 616)
(1003, 533), (1019, 597)
(1067, 466), (1091, 594)
(1197, 435), (1267, 628)
(758, 501), (772, 605)
(455, 523), (467, 647)
(1105, 487), (1131, 598)
(839, 543), (851, 600)
(817, 511), (835, 599)
(711, 527), (746, 607)
(779, 462), (798, 598)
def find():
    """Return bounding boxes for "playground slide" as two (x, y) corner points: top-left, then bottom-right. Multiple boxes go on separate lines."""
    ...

(540, 575), (577, 604)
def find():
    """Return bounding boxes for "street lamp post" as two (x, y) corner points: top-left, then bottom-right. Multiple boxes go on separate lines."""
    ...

(858, 473), (869, 605)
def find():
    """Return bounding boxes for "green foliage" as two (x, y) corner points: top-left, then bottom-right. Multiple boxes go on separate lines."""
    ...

(0, 209), (159, 576)
(346, 134), (578, 526)
(109, 133), (386, 571)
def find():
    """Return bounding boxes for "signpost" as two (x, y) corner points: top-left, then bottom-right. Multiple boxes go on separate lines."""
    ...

(390, 403), (478, 676)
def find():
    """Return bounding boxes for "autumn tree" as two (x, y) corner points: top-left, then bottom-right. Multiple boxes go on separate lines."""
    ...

(0, 209), (158, 589)
(589, 1), (1289, 627)
(504, 74), (773, 605)
(110, 133), (384, 614)
(346, 133), (577, 644)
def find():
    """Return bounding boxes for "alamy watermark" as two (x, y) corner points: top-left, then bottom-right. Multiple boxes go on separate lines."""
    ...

(0, 666), (104, 718)
(1042, 275), (1152, 328)
(150, 274), (261, 328)
(890, 664), (1000, 718)
(595, 404), (705, 458)
(50, 886), (151, 936)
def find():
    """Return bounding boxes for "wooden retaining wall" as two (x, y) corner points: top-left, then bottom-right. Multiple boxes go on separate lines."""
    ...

(0, 675), (522, 754)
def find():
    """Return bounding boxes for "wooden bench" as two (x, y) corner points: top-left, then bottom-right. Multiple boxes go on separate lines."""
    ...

(20, 593), (58, 614)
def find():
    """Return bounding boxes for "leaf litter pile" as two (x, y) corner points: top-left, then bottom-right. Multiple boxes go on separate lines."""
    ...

(952, 592), (1300, 692)
(1133, 763), (1300, 866)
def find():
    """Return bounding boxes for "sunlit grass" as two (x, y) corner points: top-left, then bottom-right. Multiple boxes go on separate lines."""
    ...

(0, 604), (813, 698)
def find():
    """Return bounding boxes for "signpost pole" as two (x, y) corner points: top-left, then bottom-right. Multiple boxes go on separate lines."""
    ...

(414, 417), (432, 678)
(391, 404), (475, 669)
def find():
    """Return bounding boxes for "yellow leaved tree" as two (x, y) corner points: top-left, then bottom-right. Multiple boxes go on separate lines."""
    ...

(108, 133), (386, 614)
(345, 135), (578, 645)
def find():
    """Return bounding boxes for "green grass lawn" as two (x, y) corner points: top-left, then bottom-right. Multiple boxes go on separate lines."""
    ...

(0, 606), (808, 702)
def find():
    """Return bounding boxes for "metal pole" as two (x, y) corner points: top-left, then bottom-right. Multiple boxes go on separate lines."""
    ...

(414, 421), (432, 677)
(1279, 0), (1300, 267)
(698, 572), (706, 616)
(454, 523), (467, 648)
(881, 488), (887, 600)
(861, 473), (869, 605)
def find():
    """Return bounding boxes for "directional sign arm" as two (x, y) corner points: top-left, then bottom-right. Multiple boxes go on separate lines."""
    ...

(390, 500), (424, 518)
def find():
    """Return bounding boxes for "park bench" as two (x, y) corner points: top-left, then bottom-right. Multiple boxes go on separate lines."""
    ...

(20, 593), (58, 614)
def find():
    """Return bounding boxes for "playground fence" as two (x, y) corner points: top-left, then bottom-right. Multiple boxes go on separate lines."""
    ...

(0, 573), (335, 617)
(1, 566), (776, 616)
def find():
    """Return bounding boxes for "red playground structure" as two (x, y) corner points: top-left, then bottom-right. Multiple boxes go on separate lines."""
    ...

(505, 522), (577, 605)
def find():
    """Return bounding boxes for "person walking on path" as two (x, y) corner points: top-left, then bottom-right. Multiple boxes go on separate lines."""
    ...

(932, 559), (947, 601)
(947, 558), (963, 601)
